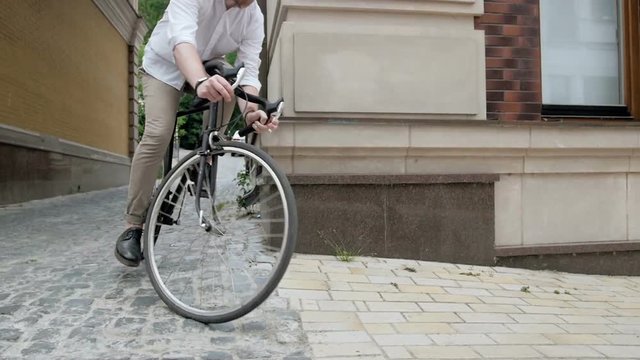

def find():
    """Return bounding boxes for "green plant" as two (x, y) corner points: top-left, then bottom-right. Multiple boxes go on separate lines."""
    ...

(521, 285), (530, 293)
(235, 169), (252, 210)
(317, 229), (363, 262)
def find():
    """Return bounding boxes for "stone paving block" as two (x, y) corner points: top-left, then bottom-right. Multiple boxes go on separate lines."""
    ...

(510, 314), (566, 324)
(317, 300), (357, 312)
(430, 334), (496, 346)
(278, 289), (331, 300)
(533, 345), (605, 358)
(363, 323), (396, 335)
(434, 272), (483, 282)
(319, 266), (352, 274)
(608, 308), (640, 317)
(451, 323), (512, 334)
(394, 322), (456, 334)
(457, 280), (504, 290)
(357, 312), (406, 324)
(350, 283), (400, 293)
(303, 321), (365, 331)
(479, 296), (528, 305)
(611, 301), (640, 309)
(487, 333), (553, 345)
(397, 284), (445, 294)
(412, 278), (458, 288)
(322, 260), (366, 269)
(300, 311), (358, 323)
(609, 316), (640, 324)
(559, 324), (617, 334)
(523, 298), (573, 307)
(368, 276), (415, 285)
(301, 300), (319, 311)
(330, 291), (382, 302)
(506, 324), (567, 333)
(611, 324), (640, 334)
(382, 346), (413, 359)
(373, 334), (432, 346)
(327, 281), (352, 291)
(600, 334), (640, 345)
(458, 313), (515, 324)
(284, 271), (328, 281)
(592, 346), (640, 357)
(380, 293), (432, 302)
(404, 313), (463, 323)
(311, 342), (382, 357)
(444, 288), (491, 297)
(490, 290), (537, 299)
(326, 273), (370, 283)
(472, 345), (542, 358)
(280, 279), (329, 290)
(307, 331), (371, 344)
(288, 264), (321, 273)
(417, 303), (473, 313)
(558, 315), (613, 324)
(354, 301), (368, 311)
(407, 345), (480, 359)
(430, 294), (482, 304)
(469, 304), (523, 313)
(350, 268), (396, 277)
(543, 334), (609, 345)
(366, 302), (421, 312)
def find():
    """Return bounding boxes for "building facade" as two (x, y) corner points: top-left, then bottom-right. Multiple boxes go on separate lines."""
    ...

(262, 0), (640, 274)
(0, 0), (146, 204)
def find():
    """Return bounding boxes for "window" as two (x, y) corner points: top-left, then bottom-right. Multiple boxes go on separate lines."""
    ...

(540, 0), (629, 116)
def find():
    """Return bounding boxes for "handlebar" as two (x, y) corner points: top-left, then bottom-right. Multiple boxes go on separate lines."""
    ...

(185, 61), (284, 137)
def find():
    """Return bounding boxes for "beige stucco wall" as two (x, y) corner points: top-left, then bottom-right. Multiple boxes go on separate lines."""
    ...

(0, 0), (129, 156)
(265, 0), (640, 250)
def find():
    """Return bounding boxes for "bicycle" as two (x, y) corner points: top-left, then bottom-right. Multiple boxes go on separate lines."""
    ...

(143, 60), (297, 323)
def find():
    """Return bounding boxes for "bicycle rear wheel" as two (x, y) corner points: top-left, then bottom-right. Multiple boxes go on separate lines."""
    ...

(144, 141), (297, 323)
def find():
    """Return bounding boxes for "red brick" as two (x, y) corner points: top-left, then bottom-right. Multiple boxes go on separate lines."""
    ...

(486, 58), (519, 69)
(487, 80), (520, 91)
(504, 91), (541, 102)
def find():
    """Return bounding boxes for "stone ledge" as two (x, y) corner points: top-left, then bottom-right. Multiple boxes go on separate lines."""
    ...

(288, 174), (499, 185)
(496, 241), (640, 257)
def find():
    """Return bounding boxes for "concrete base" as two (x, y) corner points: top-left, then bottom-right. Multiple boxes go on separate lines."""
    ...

(496, 252), (640, 276)
(289, 175), (497, 266)
(0, 143), (130, 205)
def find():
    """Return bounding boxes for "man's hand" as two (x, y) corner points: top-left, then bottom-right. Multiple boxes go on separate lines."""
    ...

(245, 109), (279, 134)
(196, 75), (233, 103)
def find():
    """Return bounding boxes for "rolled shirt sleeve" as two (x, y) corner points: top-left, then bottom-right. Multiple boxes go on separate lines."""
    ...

(235, 7), (264, 91)
(166, 0), (200, 51)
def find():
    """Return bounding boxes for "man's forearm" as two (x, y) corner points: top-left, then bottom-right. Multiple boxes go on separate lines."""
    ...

(173, 43), (208, 88)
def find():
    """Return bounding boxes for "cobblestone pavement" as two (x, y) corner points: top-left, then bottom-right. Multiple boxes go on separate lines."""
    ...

(0, 187), (310, 360)
(2, 188), (640, 359)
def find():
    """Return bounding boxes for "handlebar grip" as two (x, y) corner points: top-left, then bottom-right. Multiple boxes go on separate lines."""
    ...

(238, 124), (255, 137)
(236, 100), (284, 138)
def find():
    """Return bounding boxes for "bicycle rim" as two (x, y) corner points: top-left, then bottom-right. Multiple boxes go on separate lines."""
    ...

(144, 143), (297, 323)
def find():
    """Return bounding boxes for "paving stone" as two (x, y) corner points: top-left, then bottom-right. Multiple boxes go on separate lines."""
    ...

(0, 328), (23, 341)
(201, 351), (233, 360)
(5, 187), (640, 360)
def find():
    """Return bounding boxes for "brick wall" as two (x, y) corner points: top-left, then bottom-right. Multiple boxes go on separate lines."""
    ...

(475, 0), (542, 121)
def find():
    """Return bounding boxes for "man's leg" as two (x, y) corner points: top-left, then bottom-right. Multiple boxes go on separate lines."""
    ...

(116, 73), (181, 267)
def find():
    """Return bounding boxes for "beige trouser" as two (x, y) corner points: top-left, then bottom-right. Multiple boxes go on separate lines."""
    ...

(125, 72), (235, 225)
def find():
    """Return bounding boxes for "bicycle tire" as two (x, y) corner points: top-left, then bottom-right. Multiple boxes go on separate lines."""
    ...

(144, 142), (297, 323)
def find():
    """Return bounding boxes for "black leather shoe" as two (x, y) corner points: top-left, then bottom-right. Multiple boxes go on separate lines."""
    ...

(115, 227), (143, 267)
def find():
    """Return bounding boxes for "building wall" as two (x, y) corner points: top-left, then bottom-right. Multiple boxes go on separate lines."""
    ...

(0, 0), (145, 204)
(0, 0), (130, 156)
(265, 0), (640, 273)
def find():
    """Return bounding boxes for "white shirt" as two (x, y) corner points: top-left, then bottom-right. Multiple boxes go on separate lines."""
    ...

(143, 0), (264, 91)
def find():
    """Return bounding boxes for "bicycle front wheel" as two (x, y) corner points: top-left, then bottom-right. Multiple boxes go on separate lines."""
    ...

(144, 141), (297, 323)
